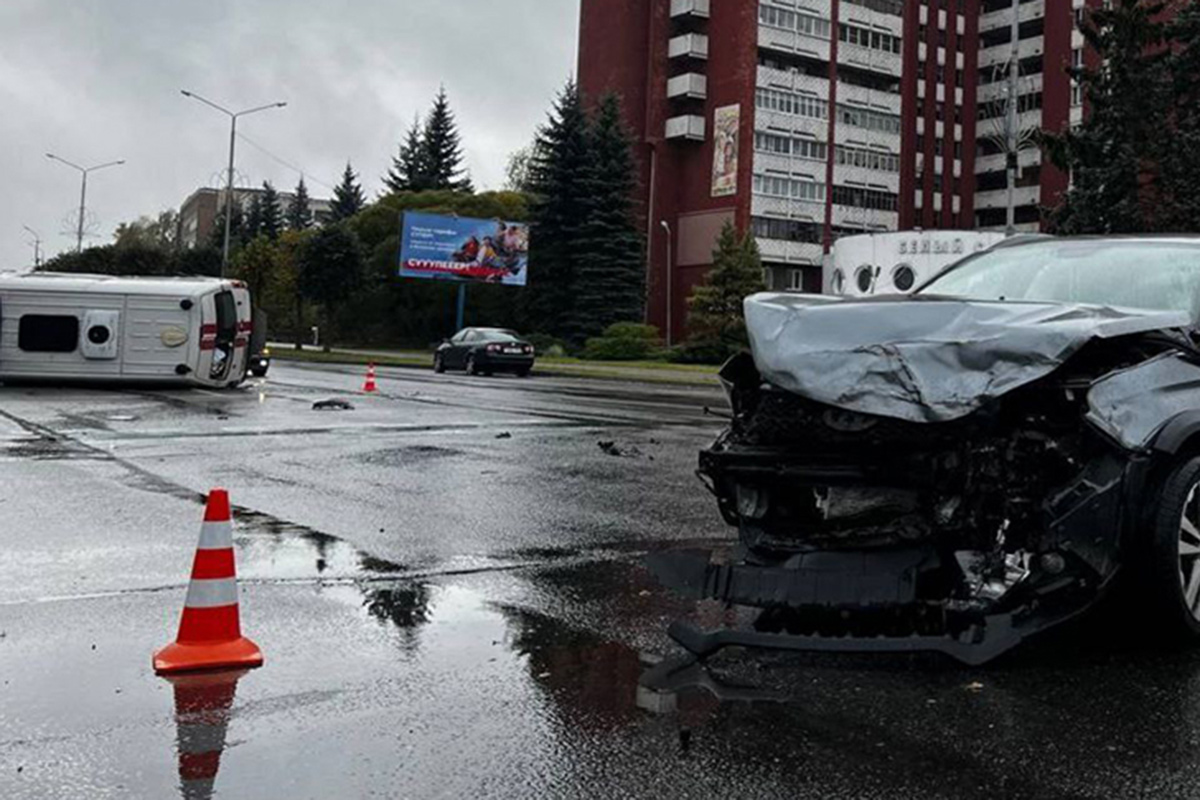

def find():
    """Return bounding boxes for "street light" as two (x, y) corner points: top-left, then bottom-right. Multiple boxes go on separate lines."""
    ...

(45, 154), (126, 252)
(181, 90), (287, 277)
(22, 225), (42, 269)
(660, 220), (673, 346)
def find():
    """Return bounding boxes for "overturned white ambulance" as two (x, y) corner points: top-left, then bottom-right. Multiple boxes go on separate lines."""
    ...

(0, 272), (261, 388)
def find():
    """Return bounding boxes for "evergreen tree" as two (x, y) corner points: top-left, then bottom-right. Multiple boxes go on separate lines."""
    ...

(1045, 0), (1168, 233)
(259, 181), (283, 241)
(286, 177), (314, 231)
(526, 81), (591, 338)
(571, 94), (645, 343)
(210, 198), (247, 252)
(421, 88), (473, 192)
(245, 192), (264, 240)
(384, 116), (428, 193)
(331, 162), (367, 222)
(684, 222), (766, 356)
(1160, 3), (1200, 232)
(297, 224), (364, 350)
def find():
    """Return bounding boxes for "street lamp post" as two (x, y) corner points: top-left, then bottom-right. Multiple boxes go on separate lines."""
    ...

(22, 225), (42, 268)
(1005, 0), (1020, 236)
(181, 90), (287, 277)
(45, 154), (125, 252)
(660, 220), (673, 346)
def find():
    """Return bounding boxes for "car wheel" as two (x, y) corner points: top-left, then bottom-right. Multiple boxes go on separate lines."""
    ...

(466, 354), (480, 376)
(1147, 455), (1200, 640)
(434, 353), (446, 374)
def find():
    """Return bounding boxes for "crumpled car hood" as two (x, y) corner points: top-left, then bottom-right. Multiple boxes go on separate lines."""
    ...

(744, 292), (1192, 423)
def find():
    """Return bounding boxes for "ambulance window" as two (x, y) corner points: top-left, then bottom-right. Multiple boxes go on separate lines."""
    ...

(18, 315), (79, 352)
(214, 292), (237, 340)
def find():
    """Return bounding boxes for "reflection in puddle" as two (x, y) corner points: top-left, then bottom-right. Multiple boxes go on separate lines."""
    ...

(163, 669), (248, 800)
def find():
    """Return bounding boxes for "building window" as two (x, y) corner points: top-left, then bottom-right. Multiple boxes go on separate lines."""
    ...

(838, 104), (902, 135)
(787, 269), (807, 291)
(831, 185), (899, 211)
(754, 132), (829, 162)
(756, 88), (829, 120)
(835, 145), (901, 172)
(753, 217), (823, 242)
(840, 23), (902, 54)
(893, 264), (917, 292)
(842, 0), (904, 15)
(18, 315), (80, 353)
(753, 175), (827, 202)
(759, 4), (832, 39)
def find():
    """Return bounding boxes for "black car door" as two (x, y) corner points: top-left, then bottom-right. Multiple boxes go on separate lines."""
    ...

(448, 330), (472, 369)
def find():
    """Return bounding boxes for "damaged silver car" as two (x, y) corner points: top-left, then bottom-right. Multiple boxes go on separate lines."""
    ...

(653, 236), (1200, 664)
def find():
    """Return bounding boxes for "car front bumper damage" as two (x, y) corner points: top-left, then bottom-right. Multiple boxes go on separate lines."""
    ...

(649, 548), (1105, 665)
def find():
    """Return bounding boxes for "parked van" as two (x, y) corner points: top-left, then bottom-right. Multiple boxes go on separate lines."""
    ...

(0, 273), (262, 388)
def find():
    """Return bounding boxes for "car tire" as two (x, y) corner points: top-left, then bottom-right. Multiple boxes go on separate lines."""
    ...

(434, 354), (446, 374)
(1145, 455), (1200, 641)
(466, 354), (480, 376)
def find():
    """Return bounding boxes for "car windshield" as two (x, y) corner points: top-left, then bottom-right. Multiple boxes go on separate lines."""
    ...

(919, 240), (1200, 317)
(477, 330), (519, 343)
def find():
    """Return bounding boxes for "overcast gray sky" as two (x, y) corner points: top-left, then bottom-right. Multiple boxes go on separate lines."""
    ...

(0, 0), (579, 268)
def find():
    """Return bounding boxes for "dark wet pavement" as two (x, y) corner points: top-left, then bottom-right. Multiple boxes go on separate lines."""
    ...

(6, 364), (1200, 798)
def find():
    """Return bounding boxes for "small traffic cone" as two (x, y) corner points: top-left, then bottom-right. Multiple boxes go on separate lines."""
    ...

(154, 489), (263, 675)
(166, 669), (247, 800)
(363, 363), (378, 393)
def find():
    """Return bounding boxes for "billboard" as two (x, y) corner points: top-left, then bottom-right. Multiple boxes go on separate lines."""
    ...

(399, 212), (530, 286)
(711, 104), (740, 198)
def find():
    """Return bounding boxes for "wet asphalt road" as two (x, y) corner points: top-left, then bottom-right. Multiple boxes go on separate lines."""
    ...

(6, 363), (1200, 798)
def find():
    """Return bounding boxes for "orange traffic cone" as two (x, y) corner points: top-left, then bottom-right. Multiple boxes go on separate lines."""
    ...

(363, 363), (378, 393)
(166, 669), (247, 800)
(154, 489), (263, 675)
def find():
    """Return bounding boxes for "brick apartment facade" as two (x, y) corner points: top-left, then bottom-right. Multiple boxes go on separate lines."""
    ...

(577, 0), (1107, 342)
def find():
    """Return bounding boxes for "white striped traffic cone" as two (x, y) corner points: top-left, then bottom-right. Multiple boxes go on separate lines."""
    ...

(153, 489), (263, 675)
(363, 363), (378, 393)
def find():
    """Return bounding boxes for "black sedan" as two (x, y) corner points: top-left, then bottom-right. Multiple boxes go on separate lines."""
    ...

(433, 328), (535, 377)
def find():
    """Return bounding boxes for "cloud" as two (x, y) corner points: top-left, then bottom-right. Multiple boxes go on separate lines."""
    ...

(0, 0), (578, 266)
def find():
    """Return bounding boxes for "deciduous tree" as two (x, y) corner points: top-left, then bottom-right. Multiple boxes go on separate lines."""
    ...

(297, 224), (364, 350)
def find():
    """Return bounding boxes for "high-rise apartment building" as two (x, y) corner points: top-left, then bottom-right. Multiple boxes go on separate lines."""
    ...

(577, 0), (1103, 341)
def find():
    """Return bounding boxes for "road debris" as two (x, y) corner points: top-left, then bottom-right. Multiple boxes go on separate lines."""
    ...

(313, 399), (355, 411)
(598, 440), (642, 458)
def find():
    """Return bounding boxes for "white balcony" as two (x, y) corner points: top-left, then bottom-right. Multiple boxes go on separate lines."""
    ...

(670, 0), (710, 20)
(975, 185), (1040, 210)
(668, 33), (709, 60)
(665, 114), (706, 141)
(979, 0), (1046, 34)
(667, 73), (707, 100)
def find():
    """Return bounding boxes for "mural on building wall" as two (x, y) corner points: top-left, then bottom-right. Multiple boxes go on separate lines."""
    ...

(711, 104), (740, 198)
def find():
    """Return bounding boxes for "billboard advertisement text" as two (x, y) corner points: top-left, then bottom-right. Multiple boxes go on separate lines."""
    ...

(399, 212), (530, 287)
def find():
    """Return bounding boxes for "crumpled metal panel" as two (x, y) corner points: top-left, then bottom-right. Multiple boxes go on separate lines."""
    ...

(744, 292), (1190, 424)
(1087, 352), (1200, 451)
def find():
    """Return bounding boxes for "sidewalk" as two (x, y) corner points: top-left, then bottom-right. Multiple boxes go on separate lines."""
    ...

(269, 343), (721, 387)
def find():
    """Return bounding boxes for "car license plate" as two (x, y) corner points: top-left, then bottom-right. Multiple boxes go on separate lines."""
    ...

(504, 347), (522, 354)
